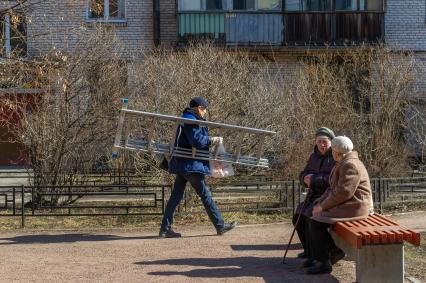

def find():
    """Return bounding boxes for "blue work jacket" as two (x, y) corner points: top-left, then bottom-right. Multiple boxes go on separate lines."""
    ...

(168, 108), (211, 175)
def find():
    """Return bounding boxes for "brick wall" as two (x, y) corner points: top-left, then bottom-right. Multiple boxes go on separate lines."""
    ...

(379, 0), (426, 105)
(159, 0), (177, 48)
(386, 0), (426, 51)
(413, 52), (426, 99)
(25, 0), (154, 60)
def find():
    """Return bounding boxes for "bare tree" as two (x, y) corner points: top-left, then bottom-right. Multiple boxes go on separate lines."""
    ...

(0, 37), (422, 208)
(0, 29), (127, 204)
(130, 44), (419, 179)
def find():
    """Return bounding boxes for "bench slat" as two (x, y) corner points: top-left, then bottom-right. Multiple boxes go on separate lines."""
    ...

(332, 214), (421, 248)
(360, 231), (371, 245)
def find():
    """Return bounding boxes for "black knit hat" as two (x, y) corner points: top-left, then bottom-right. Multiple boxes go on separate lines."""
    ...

(189, 97), (209, 108)
(315, 127), (335, 139)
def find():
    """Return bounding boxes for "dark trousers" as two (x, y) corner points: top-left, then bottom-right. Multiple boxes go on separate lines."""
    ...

(161, 173), (225, 230)
(292, 213), (312, 258)
(308, 218), (338, 262)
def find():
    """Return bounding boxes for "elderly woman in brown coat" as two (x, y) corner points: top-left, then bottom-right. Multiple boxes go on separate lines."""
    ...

(306, 136), (373, 275)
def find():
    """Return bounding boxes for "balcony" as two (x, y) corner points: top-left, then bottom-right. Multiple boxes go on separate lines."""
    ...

(176, 0), (385, 48)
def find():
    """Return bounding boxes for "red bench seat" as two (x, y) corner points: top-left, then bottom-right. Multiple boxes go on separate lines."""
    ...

(332, 213), (421, 249)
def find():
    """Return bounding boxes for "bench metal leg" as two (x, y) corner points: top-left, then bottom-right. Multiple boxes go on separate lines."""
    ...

(356, 244), (404, 283)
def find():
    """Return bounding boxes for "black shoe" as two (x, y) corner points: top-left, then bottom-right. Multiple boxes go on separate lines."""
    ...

(159, 228), (181, 238)
(330, 248), (345, 265)
(216, 222), (237, 235)
(297, 251), (307, 259)
(306, 261), (332, 275)
(302, 259), (315, 268)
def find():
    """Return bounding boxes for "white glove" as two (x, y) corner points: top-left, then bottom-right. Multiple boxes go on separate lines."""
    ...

(209, 136), (223, 145)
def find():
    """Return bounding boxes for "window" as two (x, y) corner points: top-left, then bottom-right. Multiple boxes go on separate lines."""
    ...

(179, 0), (226, 11)
(206, 0), (224, 9)
(351, 67), (371, 114)
(88, 0), (125, 20)
(360, 0), (383, 11)
(179, 0), (203, 11)
(285, 0), (383, 11)
(233, 0), (254, 9)
(285, 0), (300, 11)
(335, 0), (357, 11)
(178, 0), (280, 11)
(285, 0), (332, 11)
(1, 13), (26, 58)
(258, 0), (281, 10)
(302, 0), (332, 11)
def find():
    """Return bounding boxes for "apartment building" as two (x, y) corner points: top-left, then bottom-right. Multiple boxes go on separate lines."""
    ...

(1, 0), (425, 165)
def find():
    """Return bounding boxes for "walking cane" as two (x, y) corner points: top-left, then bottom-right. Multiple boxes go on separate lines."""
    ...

(282, 187), (311, 264)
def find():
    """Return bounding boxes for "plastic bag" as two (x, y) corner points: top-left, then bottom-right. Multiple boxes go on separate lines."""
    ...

(210, 143), (235, 178)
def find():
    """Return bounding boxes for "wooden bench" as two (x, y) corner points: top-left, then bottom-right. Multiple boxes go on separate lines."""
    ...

(331, 213), (421, 283)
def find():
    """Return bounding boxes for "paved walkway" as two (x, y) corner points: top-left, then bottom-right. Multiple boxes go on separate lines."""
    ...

(0, 211), (424, 283)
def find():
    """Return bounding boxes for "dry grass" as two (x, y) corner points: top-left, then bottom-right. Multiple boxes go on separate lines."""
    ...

(405, 232), (426, 282)
(0, 211), (290, 231)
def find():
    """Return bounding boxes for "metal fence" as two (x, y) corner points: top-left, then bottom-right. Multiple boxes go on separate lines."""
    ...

(1, 177), (425, 227)
(0, 184), (169, 227)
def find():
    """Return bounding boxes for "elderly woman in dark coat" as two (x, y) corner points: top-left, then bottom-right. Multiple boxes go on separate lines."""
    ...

(293, 127), (335, 263)
(306, 136), (373, 275)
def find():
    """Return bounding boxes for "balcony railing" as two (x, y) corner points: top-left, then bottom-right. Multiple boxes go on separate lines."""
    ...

(177, 11), (384, 47)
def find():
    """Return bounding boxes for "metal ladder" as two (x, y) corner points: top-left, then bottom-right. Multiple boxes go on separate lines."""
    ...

(112, 99), (276, 168)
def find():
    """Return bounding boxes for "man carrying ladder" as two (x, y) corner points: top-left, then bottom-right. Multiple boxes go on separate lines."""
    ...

(159, 97), (236, 238)
(113, 96), (275, 237)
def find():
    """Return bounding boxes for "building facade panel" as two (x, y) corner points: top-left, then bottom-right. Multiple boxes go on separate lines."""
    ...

(25, 0), (154, 59)
(385, 0), (426, 51)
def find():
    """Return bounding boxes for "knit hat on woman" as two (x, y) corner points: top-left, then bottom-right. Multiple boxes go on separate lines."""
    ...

(331, 136), (353, 154)
(315, 127), (335, 140)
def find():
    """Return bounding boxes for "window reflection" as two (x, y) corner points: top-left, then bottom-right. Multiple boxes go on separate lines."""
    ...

(178, 0), (383, 11)
(360, 0), (383, 11)
(302, 0), (332, 11)
(178, 0), (280, 11)
(285, 0), (333, 11)
(335, 0), (357, 11)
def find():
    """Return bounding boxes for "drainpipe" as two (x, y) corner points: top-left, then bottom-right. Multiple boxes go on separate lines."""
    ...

(153, 0), (160, 47)
(5, 13), (11, 57)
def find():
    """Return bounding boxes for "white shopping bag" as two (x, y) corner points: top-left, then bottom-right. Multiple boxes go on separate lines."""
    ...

(210, 143), (235, 178)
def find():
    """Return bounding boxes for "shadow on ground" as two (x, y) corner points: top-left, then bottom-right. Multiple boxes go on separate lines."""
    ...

(0, 233), (158, 245)
(231, 243), (301, 251)
(135, 256), (340, 283)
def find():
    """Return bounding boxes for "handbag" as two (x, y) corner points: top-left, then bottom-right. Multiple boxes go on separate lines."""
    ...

(158, 126), (182, 172)
(159, 156), (169, 171)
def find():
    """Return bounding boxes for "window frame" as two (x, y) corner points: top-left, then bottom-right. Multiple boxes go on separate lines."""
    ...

(1, 13), (27, 58)
(4, 14), (11, 57)
(282, 0), (385, 12)
(334, 0), (358, 11)
(178, 0), (281, 11)
(86, 0), (127, 23)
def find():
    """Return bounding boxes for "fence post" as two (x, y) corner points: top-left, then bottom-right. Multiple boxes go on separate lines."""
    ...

(292, 180), (295, 216)
(21, 185), (25, 228)
(12, 187), (16, 215)
(383, 179), (387, 203)
(161, 186), (165, 215)
(31, 187), (35, 215)
(378, 178), (383, 213)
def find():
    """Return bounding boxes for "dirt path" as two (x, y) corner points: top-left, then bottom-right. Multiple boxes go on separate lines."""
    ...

(0, 212), (424, 283)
